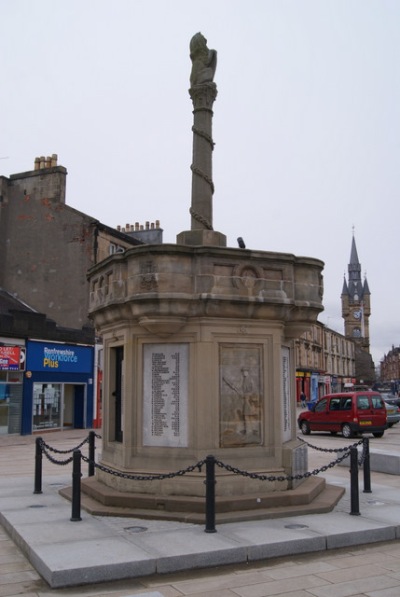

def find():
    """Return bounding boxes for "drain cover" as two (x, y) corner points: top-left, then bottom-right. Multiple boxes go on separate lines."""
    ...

(124, 526), (148, 533)
(284, 523), (309, 529)
(29, 504), (46, 508)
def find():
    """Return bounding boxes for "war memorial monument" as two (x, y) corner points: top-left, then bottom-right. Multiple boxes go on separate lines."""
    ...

(86, 34), (329, 520)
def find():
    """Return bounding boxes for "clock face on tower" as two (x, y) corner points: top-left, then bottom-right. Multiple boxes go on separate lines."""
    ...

(353, 310), (361, 320)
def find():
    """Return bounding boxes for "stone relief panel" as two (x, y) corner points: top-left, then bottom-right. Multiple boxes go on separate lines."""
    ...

(140, 260), (158, 291)
(220, 344), (263, 447)
(231, 264), (263, 290)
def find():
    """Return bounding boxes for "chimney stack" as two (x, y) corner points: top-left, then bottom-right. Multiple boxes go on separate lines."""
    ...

(34, 154), (58, 170)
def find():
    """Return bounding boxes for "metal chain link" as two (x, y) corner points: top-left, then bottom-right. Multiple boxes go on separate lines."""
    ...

(80, 454), (206, 481)
(41, 444), (74, 466)
(297, 436), (363, 453)
(39, 436), (89, 454)
(215, 449), (351, 483)
(37, 432), (360, 484)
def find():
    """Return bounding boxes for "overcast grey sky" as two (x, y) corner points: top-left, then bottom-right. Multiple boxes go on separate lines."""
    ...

(1, 0), (399, 366)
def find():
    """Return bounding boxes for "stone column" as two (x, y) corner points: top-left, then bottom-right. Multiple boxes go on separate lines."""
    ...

(177, 33), (226, 247)
(189, 82), (217, 232)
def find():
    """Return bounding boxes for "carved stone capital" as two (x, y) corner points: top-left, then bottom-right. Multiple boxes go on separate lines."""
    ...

(189, 82), (217, 111)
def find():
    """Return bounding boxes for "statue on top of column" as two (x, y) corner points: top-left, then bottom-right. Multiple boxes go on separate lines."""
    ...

(189, 32), (217, 87)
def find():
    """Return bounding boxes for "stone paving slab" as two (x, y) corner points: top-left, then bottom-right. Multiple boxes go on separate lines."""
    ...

(4, 428), (400, 593)
(3, 470), (400, 588)
(339, 447), (400, 474)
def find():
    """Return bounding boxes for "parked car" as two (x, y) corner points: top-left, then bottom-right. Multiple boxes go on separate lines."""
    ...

(381, 392), (400, 408)
(298, 391), (387, 439)
(384, 400), (400, 427)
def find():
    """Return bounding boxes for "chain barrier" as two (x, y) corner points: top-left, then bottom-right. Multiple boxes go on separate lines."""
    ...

(80, 453), (206, 481)
(297, 436), (364, 453)
(36, 432), (102, 468)
(42, 446), (73, 466)
(214, 449), (351, 483)
(37, 432), (355, 484)
(35, 431), (370, 528)
(298, 435), (369, 470)
(38, 436), (89, 455)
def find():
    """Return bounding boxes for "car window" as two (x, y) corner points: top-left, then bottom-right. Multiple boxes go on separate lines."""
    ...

(357, 396), (370, 410)
(315, 398), (327, 413)
(371, 396), (384, 409)
(329, 398), (341, 411)
(341, 397), (352, 410)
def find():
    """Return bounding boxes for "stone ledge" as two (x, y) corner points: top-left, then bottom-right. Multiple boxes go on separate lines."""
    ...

(339, 449), (400, 475)
(59, 476), (344, 523)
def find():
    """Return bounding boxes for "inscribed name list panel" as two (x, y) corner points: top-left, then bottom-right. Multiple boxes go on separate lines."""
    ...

(143, 343), (189, 447)
(220, 344), (263, 447)
(281, 346), (292, 442)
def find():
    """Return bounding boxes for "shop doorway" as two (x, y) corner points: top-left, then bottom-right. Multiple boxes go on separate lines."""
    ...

(33, 383), (86, 431)
(63, 384), (85, 428)
(0, 372), (23, 435)
(110, 346), (124, 442)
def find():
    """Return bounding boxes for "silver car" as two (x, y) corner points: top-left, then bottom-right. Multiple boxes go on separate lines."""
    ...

(384, 400), (400, 427)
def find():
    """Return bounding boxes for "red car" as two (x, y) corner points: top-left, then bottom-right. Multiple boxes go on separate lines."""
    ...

(298, 391), (387, 439)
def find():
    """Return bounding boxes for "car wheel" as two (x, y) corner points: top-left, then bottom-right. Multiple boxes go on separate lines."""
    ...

(388, 423), (394, 428)
(373, 432), (384, 438)
(342, 423), (353, 439)
(300, 420), (310, 435)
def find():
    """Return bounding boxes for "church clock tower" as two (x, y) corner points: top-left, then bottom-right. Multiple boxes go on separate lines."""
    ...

(341, 233), (374, 383)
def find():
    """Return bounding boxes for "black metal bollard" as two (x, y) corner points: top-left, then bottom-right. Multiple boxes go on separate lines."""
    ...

(88, 430), (96, 477)
(70, 450), (82, 522)
(205, 455), (217, 533)
(349, 446), (360, 515)
(33, 437), (43, 494)
(362, 438), (372, 494)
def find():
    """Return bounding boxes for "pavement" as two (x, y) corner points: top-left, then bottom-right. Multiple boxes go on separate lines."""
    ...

(2, 424), (400, 596)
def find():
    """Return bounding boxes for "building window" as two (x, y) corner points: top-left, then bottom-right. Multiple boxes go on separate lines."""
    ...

(33, 383), (61, 430)
(109, 243), (125, 255)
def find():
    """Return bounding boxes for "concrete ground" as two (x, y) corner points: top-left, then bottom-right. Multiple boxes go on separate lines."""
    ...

(1, 422), (400, 596)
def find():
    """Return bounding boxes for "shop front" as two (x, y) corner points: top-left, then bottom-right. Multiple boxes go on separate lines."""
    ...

(0, 342), (25, 435)
(22, 341), (94, 434)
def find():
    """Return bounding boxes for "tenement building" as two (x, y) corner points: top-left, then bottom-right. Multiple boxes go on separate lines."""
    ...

(380, 346), (400, 392)
(295, 322), (355, 403)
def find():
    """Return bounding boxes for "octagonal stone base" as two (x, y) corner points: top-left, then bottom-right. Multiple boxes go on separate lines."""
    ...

(87, 243), (323, 506)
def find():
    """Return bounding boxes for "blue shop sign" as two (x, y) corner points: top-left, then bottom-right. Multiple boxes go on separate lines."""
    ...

(27, 341), (93, 374)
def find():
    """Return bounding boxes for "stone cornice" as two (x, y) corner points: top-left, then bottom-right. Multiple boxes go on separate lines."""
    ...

(88, 244), (324, 333)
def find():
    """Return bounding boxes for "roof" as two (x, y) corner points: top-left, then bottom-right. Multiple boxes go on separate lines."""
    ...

(0, 287), (94, 344)
(0, 288), (37, 316)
